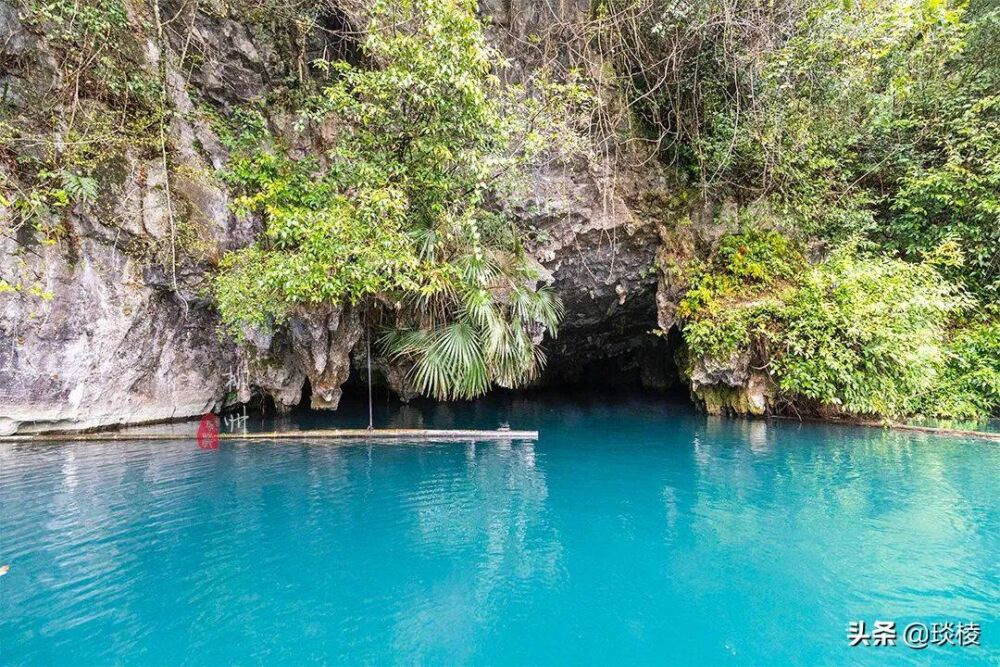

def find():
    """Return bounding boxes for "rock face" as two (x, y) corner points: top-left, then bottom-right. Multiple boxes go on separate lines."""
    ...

(0, 234), (232, 435)
(516, 159), (675, 387)
(686, 354), (775, 417)
(237, 307), (363, 412)
(0, 0), (239, 434)
(0, 0), (722, 433)
(653, 199), (788, 416)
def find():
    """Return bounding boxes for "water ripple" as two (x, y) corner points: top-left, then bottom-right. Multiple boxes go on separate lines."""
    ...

(1, 399), (997, 665)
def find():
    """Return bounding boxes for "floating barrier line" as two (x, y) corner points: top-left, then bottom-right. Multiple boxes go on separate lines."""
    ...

(0, 428), (539, 443)
(768, 416), (999, 442)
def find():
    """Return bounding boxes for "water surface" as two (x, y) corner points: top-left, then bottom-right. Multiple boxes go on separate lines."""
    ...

(1, 395), (997, 664)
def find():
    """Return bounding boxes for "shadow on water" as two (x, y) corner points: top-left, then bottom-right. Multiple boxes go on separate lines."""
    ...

(281, 381), (693, 432)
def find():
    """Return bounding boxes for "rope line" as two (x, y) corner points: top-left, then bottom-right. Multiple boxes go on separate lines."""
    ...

(366, 318), (373, 431)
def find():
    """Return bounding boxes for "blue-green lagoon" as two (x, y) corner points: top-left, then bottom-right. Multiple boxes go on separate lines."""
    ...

(1, 395), (996, 664)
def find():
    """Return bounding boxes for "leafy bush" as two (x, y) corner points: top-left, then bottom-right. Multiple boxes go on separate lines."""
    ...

(605, 0), (999, 299)
(771, 247), (964, 417)
(214, 0), (576, 399)
(677, 235), (987, 419)
(909, 311), (1000, 419)
(678, 229), (804, 359)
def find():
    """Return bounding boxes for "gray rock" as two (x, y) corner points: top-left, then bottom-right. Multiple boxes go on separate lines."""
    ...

(0, 233), (234, 434)
(287, 306), (363, 409)
(1, 0), (726, 432)
(0, 0), (29, 56)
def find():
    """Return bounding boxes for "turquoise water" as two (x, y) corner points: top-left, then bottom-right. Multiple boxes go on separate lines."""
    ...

(1, 395), (997, 665)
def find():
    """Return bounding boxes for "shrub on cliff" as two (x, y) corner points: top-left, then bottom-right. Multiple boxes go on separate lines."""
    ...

(678, 228), (805, 361)
(677, 234), (998, 419)
(907, 309), (1000, 420)
(603, 0), (999, 299)
(769, 244), (965, 417)
(213, 0), (583, 399)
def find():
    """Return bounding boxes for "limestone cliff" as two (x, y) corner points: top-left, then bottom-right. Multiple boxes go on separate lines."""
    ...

(0, 0), (734, 433)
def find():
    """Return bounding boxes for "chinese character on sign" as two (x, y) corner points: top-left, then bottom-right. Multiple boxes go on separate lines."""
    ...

(848, 621), (871, 647)
(932, 623), (957, 646)
(872, 621), (897, 646)
(958, 623), (981, 647)
(197, 413), (220, 450)
(223, 406), (249, 434)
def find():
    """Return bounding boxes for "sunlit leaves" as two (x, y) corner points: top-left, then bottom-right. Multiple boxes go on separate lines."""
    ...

(382, 271), (563, 399)
(678, 234), (983, 418)
(771, 245), (965, 417)
(620, 0), (998, 296)
(59, 171), (99, 205)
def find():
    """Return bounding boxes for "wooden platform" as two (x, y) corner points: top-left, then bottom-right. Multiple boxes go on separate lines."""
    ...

(0, 428), (539, 443)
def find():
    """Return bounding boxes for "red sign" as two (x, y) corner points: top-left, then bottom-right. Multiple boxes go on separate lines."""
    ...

(197, 413), (220, 450)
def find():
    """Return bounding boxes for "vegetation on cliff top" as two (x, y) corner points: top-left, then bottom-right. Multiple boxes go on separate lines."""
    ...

(213, 0), (587, 400)
(4, 0), (995, 419)
(606, 0), (998, 297)
(605, 0), (999, 419)
(211, 0), (996, 418)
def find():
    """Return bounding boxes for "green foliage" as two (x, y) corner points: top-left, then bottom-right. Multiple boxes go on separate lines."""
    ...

(214, 0), (575, 399)
(215, 145), (432, 332)
(612, 0), (999, 298)
(678, 228), (805, 312)
(771, 246), (964, 417)
(58, 171), (99, 205)
(3, 0), (165, 240)
(28, 0), (128, 44)
(682, 303), (775, 366)
(22, 0), (162, 112)
(610, 0), (999, 418)
(381, 268), (563, 400)
(715, 229), (802, 286)
(677, 229), (804, 359)
(678, 235), (985, 418)
(910, 310), (1000, 419)
(0, 249), (56, 309)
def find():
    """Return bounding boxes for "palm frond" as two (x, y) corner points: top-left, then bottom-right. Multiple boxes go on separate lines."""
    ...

(409, 224), (439, 261)
(454, 251), (500, 286)
(459, 286), (500, 329)
(408, 321), (490, 400)
(531, 286), (563, 334)
(380, 328), (431, 358)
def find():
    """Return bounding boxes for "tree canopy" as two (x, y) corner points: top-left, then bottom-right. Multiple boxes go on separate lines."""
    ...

(214, 0), (576, 399)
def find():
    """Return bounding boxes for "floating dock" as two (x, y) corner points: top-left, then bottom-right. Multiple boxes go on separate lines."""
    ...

(0, 428), (539, 443)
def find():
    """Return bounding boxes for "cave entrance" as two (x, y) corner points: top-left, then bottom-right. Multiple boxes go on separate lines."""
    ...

(540, 324), (688, 401)
(329, 320), (691, 419)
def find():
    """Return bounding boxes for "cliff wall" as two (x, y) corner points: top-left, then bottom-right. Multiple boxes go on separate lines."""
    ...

(0, 0), (730, 433)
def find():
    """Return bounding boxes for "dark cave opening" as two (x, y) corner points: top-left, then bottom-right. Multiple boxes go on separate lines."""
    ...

(329, 319), (691, 418)
(252, 284), (696, 421)
(237, 334), (691, 428)
(306, 7), (364, 71)
(540, 325), (686, 396)
(231, 288), (693, 423)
